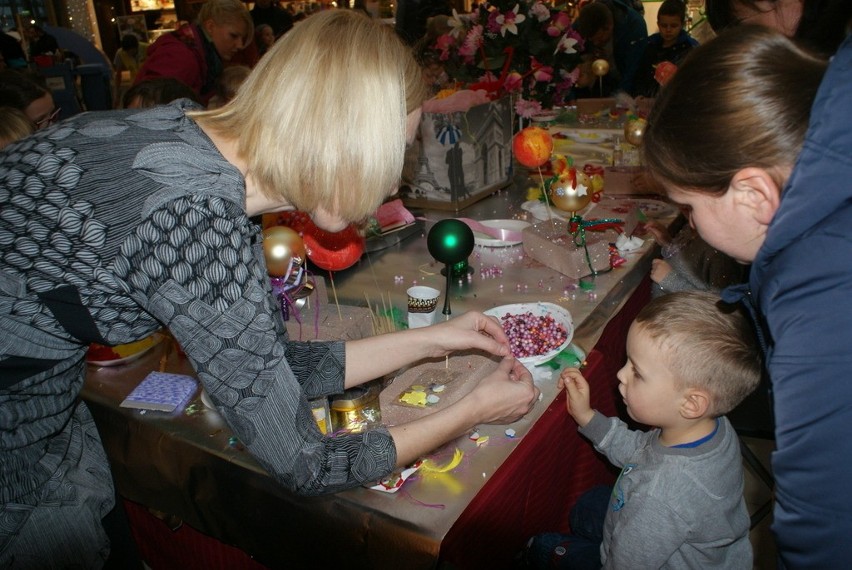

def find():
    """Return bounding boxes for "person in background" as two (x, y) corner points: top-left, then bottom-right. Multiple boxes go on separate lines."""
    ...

(254, 23), (275, 58)
(572, 2), (619, 97)
(0, 11), (539, 567)
(113, 33), (149, 108)
(643, 25), (852, 567)
(0, 69), (58, 129)
(25, 25), (60, 61)
(251, 0), (294, 38)
(524, 291), (761, 569)
(631, 0), (698, 98)
(134, 0), (253, 105)
(1, 30), (28, 69)
(589, 0), (647, 94)
(395, 0), (452, 46)
(0, 106), (34, 149)
(206, 64), (250, 108)
(704, 0), (852, 57)
(121, 76), (201, 109)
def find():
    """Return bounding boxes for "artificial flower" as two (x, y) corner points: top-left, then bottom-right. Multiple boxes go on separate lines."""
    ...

(496, 4), (526, 37)
(427, 0), (584, 110)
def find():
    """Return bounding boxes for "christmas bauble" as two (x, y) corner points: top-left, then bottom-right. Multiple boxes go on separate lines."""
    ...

(302, 222), (365, 271)
(263, 226), (306, 277)
(427, 219), (475, 265)
(624, 116), (647, 147)
(550, 172), (592, 213)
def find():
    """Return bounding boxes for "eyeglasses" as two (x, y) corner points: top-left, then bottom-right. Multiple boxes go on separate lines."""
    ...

(34, 107), (61, 129)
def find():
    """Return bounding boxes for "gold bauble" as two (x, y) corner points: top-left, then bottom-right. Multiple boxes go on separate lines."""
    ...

(550, 174), (593, 213)
(624, 117), (648, 147)
(263, 226), (307, 277)
(591, 59), (610, 77)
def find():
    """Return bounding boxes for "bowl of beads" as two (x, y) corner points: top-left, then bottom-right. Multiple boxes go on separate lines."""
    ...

(484, 302), (574, 367)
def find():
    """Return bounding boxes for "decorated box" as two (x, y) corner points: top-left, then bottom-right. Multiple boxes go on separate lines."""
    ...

(399, 97), (513, 212)
(523, 219), (611, 279)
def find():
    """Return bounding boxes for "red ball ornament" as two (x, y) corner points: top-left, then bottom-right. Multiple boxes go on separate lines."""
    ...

(513, 126), (554, 168)
(302, 221), (365, 271)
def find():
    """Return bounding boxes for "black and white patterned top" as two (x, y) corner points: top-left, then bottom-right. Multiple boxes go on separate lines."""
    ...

(0, 101), (395, 564)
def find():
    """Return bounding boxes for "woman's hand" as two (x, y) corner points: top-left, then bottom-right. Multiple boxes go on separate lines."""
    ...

(559, 367), (594, 427)
(465, 357), (540, 425)
(423, 311), (511, 359)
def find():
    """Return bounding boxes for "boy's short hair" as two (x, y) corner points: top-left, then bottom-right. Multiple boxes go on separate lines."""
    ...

(122, 77), (200, 108)
(634, 290), (762, 416)
(658, 0), (687, 22)
(572, 2), (613, 41)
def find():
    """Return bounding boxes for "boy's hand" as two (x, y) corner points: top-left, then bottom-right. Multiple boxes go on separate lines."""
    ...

(558, 367), (595, 427)
(650, 258), (672, 284)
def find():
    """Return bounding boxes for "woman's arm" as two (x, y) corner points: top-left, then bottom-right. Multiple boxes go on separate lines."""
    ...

(342, 311), (511, 387)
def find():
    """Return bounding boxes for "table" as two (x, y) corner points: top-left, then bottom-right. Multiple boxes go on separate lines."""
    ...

(83, 168), (673, 569)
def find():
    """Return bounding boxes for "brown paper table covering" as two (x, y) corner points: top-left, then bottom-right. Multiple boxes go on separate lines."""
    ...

(83, 164), (673, 568)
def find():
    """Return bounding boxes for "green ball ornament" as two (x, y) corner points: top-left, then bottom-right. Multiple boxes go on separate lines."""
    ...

(427, 219), (475, 265)
(427, 219), (474, 316)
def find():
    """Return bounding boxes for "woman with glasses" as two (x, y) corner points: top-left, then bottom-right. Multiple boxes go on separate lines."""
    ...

(0, 69), (58, 129)
(0, 10), (539, 568)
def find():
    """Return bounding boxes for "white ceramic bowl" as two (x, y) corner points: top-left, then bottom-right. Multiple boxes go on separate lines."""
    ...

(484, 302), (574, 367)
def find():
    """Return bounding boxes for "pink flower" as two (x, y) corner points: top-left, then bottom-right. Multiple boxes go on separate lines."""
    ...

(495, 4), (526, 37)
(546, 11), (572, 37)
(530, 58), (553, 83)
(459, 25), (483, 63)
(503, 72), (524, 93)
(435, 34), (455, 61)
(515, 98), (543, 119)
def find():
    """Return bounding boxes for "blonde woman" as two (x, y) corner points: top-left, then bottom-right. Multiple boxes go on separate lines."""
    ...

(134, 0), (253, 104)
(0, 106), (34, 148)
(0, 11), (539, 567)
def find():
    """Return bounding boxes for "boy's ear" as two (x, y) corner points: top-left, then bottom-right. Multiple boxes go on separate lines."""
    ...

(680, 388), (711, 420)
(730, 167), (782, 226)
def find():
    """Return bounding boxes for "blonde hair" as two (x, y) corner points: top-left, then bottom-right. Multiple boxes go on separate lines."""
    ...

(0, 106), (34, 149)
(191, 10), (428, 223)
(643, 25), (827, 196)
(198, 0), (253, 44)
(634, 291), (763, 416)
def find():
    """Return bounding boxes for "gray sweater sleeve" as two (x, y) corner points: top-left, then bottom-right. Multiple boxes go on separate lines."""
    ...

(114, 194), (396, 495)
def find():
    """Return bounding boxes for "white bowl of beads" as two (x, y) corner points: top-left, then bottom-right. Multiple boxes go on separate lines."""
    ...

(484, 302), (574, 367)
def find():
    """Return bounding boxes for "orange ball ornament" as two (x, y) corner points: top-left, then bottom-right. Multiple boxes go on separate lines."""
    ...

(513, 126), (554, 168)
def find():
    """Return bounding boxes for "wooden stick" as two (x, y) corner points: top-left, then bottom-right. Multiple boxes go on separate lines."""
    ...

(328, 270), (342, 321)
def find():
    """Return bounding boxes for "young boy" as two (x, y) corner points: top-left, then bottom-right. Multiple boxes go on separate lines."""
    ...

(526, 291), (762, 569)
(631, 0), (698, 98)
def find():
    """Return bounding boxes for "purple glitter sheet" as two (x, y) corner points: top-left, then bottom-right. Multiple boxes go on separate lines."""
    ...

(120, 372), (198, 413)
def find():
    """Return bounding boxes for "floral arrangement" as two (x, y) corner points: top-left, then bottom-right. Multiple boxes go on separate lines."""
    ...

(428, 1), (586, 117)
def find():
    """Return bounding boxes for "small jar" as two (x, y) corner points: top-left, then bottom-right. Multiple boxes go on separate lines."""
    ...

(309, 397), (332, 435)
(612, 136), (624, 166)
(330, 381), (382, 433)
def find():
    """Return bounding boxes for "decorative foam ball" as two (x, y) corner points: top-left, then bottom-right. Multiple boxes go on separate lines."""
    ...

(513, 126), (554, 168)
(591, 59), (610, 77)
